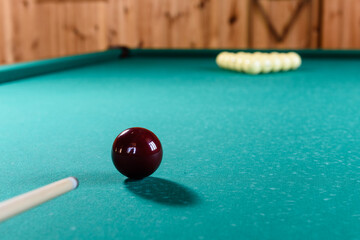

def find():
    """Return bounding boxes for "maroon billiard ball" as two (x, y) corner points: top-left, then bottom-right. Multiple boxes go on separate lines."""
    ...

(111, 127), (163, 179)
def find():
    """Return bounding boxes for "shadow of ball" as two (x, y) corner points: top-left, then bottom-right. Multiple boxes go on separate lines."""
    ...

(124, 177), (200, 206)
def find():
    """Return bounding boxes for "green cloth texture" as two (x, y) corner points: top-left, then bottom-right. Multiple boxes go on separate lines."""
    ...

(0, 50), (359, 240)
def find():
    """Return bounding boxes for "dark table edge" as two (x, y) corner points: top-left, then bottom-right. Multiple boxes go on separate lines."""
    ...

(0, 49), (123, 84)
(128, 49), (360, 58)
(0, 48), (359, 84)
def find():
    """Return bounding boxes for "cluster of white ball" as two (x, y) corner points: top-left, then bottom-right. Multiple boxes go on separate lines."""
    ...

(216, 51), (302, 75)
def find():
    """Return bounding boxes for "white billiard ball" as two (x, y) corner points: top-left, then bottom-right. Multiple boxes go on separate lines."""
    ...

(288, 52), (302, 70)
(279, 53), (292, 71)
(217, 52), (231, 69)
(221, 52), (233, 69)
(269, 52), (282, 72)
(234, 55), (244, 72)
(228, 53), (238, 70)
(241, 55), (252, 73)
(216, 52), (225, 68)
(247, 59), (262, 75)
(236, 52), (251, 72)
(258, 55), (273, 73)
(216, 52), (227, 68)
(243, 56), (262, 75)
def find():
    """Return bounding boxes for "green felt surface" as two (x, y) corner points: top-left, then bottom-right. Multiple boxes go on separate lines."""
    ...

(0, 50), (360, 240)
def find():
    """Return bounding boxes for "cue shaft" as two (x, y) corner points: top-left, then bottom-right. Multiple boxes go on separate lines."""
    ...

(0, 177), (79, 222)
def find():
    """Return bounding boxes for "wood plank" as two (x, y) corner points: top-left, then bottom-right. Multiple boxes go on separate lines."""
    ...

(188, 0), (216, 49)
(1, 0), (359, 64)
(5, 0), (38, 63)
(137, 0), (152, 48)
(36, 1), (50, 59)
(37, 0), (108, 59)
(75, 1), (86, 53)
(150, 0), (170, 48)
(7, 0), (20, 61)
(208, 0), (220, 48)
(250, 0), (319, 49)
(21, 0), (37, 62)
(251, 0), (272, 48)
(0, 0), (5, 64)
(65, 1), (75, 55)
(198, 0), (213, 48)
(351, 0), (360, 48)
(82, 1), (107, 53)
(321, 0), (340, 48)
(310, 0), (320, 48)
(283, 0), (310, 48)
(96, 1), (108, 51)
(169, 0), (190, 48)
(117, 0), (140, 48)
(54, 1), (69, 56)
(2, 0), (14, 63)
(322, 0), (360, 49)
(188, 0), (204, 48)
(107, 0), (120, 47)
(48, 1), (59, 58)
(37, 0), (61, 60)
(218, 0), (248, 49)
(108, 0), (249, 49)
(345, 0), (360, 48)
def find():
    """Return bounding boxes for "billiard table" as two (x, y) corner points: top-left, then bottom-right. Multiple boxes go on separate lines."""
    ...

(0, 49), (359, 240)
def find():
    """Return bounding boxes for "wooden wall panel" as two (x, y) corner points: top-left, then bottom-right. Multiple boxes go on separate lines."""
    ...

(1, 0), (14, 64)
(169, 0), (196, 48)
(107, 0), (249, 49)
(10, 0), (38, 62)
(168, 0), (210, 48)
(250, 0), (320, 49)
(0, 0), (359, 65)
(321, 0), (360, 49)
(108, 0), (140, 48)
(309, 0), (320, 48)
(39, 0), (108, 58)
(138, 0), (170, 48)
(0, 0), (4, 64)
(216, 0), (249, 49)
(0, 0), (108, 64)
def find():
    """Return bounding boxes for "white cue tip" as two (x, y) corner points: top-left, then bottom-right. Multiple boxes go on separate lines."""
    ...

(69, 176), (79, 189)
(0, 177), (79, 223)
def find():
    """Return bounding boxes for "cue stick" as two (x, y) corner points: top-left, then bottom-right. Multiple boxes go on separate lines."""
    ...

(0, 177), (79, 223)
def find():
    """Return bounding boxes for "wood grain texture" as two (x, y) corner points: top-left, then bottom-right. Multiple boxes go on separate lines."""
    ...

(0, 177), (78, 222)
(0, 0), (108, 64)
(217, 0), (249, 48)
(1, 0), (14, 64)
(0, 0), (4, 64)
(6, 0), (37, 62)
(107, 0), (249, 49)
(49, 0), (107, 57)
(322, 0), (360, 49)
(0, 0), (359, 64)
(250, 0), (320, 49)
(108, 0), (140, 48)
